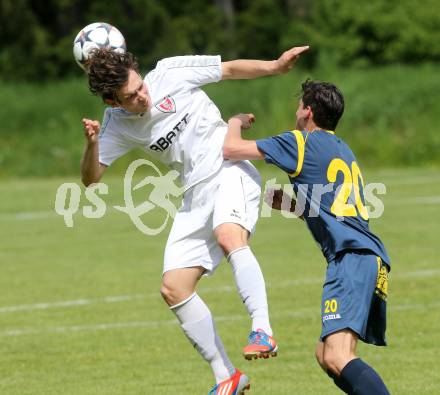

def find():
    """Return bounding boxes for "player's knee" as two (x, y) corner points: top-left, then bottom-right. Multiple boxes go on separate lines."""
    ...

(160, 281), (180, 306)
(315, 343), (326, 371)
(160, 279), (195, 307)
(322, 350), (345, 376)
(215, 231), (235, 252)
(159, 283), (171, 304)
(322, 353), (338, 375)
(215, 226), (247, 254)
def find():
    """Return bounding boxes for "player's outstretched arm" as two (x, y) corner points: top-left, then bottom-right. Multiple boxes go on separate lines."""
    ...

(223, 114), (264, 160)
(80, 118), (107, 186)
(221, 45), (309, 80)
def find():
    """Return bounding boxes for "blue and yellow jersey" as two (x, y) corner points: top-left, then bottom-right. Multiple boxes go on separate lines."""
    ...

(256, 129), (390, 266)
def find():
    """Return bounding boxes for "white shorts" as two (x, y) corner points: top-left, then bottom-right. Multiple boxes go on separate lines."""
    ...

(163, 160), (261, 275)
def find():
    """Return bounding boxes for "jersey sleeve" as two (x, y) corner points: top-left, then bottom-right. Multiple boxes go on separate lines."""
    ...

(154, 55), (222, 88)
(98, 111), (133, 166)
(256, 131), (306, 177)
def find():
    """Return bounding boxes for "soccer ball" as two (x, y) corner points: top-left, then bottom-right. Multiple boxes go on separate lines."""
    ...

(73, 22), (126, 70)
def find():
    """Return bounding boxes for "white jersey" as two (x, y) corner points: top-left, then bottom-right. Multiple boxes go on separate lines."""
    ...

(98, 55), (227, 190)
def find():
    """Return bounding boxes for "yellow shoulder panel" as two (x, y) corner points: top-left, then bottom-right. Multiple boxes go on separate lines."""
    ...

(288, 130), (306, 178)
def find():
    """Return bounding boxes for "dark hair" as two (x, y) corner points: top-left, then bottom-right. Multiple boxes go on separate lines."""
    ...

(87, 49), (139, 102)
(301, 80), (344, 130)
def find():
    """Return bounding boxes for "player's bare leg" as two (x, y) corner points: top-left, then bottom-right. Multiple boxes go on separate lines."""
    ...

(320, 329), (390, 394)
(322, 329), (358, 375)
(161, 266), (203, 307)
(215, 222), (277, 360)
(315, 341), (326, 372)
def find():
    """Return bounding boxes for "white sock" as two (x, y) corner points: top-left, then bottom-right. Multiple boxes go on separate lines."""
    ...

(228, 246), (273, 336)
(170, 293), (235, 383)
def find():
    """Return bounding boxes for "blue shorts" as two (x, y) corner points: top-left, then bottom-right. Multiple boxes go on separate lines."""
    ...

(320, 250), (389, 345)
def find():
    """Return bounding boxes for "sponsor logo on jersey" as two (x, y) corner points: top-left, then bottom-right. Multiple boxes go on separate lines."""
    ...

(322, 313), (341, 322)
(230, 209), (242, 220)
(149, 113), (189, 152)
(155, 95), (176, 113)
(375, 258), (388, 301)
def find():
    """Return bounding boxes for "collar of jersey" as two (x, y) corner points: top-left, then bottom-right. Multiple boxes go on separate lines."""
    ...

(112, 107), (148, 118)
(310, 128), (335, 135)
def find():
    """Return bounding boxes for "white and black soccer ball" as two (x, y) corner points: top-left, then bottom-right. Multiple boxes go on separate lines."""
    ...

(73, 22), (126, 70)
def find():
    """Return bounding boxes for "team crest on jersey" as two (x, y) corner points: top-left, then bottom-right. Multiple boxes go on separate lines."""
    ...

(156, 95), (176, 113)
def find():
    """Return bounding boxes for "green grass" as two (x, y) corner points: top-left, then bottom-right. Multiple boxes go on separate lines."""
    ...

(0, 166), (439, 394)
(1, 63), (440, 177)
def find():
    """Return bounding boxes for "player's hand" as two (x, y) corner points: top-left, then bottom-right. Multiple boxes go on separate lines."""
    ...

(264, 187), (302, 218)
(264, 187), (286, 210)
(228, 113), (255, 129)
(82, 118), (101, 144)
(274, 46), (310, 74)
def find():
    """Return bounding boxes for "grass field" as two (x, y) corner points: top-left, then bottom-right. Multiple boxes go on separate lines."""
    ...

(1, 166), (439, 394)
